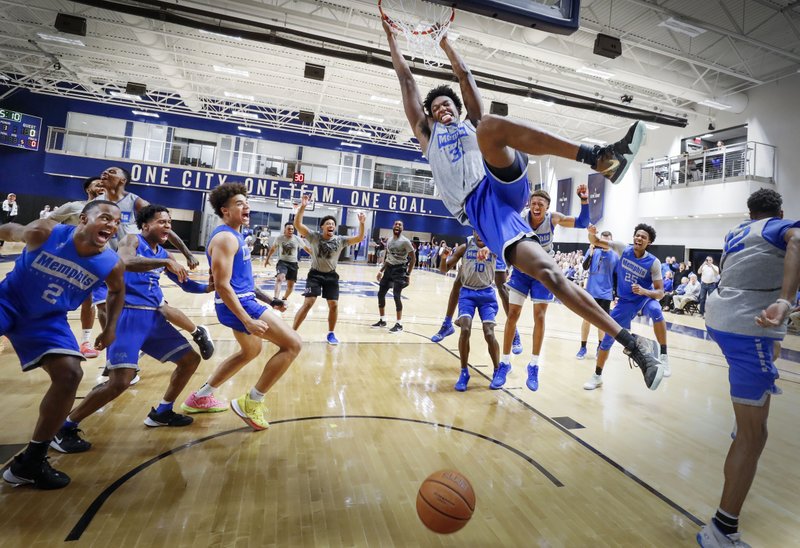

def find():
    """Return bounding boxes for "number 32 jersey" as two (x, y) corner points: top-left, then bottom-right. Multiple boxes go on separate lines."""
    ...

(0, 224), (119, 317)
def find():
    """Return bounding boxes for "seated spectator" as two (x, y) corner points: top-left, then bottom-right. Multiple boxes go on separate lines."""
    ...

(659, 271), (674, 310)
(673, 273), (700, 314)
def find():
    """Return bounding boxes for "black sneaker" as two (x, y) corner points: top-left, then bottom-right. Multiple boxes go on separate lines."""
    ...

(192, 325), (215, 360)
(623, 334), (665, 390)
(144, 407), (194, 427)
(371, 320), (387, 328)
(2, 454), (70, 490)
(389, 323), (403, 334)
(592, 121), (645, 184)
(50, 425), (92, 454)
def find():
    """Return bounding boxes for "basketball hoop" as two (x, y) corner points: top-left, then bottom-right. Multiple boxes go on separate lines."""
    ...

(379, 0), (455, 67)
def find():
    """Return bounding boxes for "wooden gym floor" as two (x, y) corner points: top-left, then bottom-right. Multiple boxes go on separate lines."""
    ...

(0, 248), (798, 547)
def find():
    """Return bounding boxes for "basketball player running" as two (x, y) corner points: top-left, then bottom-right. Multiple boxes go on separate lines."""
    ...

(265, 222), (310, 301)
(697, 189), (799, 548)
(371, 220), (415, 333)
(440, 232), (500, 391)
(50, 205), (208, 453)
(576, 234), (619, 360)
(292, 195), (365, 345)
(497, 185), (592, 391)
(384, 22), (662, 388)
(182, 184), (301, 431)
(583, 224), (669, 390)
(0, 202), (124, 489)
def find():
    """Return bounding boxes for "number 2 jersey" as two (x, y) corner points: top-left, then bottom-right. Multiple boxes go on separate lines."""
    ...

(0, 224), (119, 317)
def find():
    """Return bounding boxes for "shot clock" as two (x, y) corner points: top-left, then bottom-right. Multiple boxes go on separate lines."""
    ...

(0, 109), (42, 151)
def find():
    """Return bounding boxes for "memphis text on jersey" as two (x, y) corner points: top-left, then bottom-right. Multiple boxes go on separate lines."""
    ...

(32, 252), (99, 289)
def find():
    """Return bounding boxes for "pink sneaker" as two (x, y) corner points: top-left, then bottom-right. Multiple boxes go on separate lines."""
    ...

(80, 341), (99, 359)
(181, 392), (228, 414)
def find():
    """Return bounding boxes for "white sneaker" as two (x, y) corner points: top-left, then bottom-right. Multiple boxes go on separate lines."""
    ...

(583, 373), (603, 390)
(660, 353), (671, 377)
(697, 521), (750, 547)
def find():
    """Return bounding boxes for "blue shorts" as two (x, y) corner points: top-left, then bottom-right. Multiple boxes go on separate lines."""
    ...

(0, 302), (83, 371)
(457, 287), (498, 324)
(707, 327), (779, 406)
(216, 296), (269, 334)
(92, 282), (107, 305)
(495, 257), (507, 273)
(507, 269), (554, 304)
(464, 151), (535, 261)
(106, 308), (191, 370)
(599, 298), (664, 351)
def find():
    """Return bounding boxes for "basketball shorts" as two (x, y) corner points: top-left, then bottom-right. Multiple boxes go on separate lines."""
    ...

(464, 151), (538, 262)
(594, 297), (612, 313)
(507, 268), (554, 305)
(216, 295), (269, 334)
(304, 268), (340, 301)
(276, 260), (299, 282)
(106, 308), (191, 370)
(0, 303), (83, 371)
(92, 282), (108, 305)
(706, 327), (780, 406)
(495, 256), (507, 273)
(381, 264), (409, 289)
(599, 297), (664, 351)
(458, 286), (498, 324)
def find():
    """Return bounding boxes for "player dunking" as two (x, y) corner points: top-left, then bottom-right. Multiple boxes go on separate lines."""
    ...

(1, 202), (124, 489)
(383, 20), (662, 387)
(371, 220), (415, 333)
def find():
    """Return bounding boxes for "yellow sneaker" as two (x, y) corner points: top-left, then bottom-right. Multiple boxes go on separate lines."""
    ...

(230, 394), (269, 431)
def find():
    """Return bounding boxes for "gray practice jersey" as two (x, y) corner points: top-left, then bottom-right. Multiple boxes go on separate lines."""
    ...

(305, 231), (347, 273)
(108, 192), (141, 251)
(424, 120), (486, 225)
(706, 217), (798, 338)
(460, 238), (496, 290)
(522, 209), (555, 254)
(274, 234), (304, 263)
(385, 235), (414, 266)
(49, 200), (87, 225)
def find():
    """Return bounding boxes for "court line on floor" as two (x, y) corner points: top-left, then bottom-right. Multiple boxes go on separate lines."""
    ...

(64, 415), (561, 542)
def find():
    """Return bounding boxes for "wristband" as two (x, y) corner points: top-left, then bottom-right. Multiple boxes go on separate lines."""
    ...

(776, 298), (793, 311)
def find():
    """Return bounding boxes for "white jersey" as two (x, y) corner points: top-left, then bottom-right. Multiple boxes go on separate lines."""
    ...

(460, 238), (496, 290)
(108, 192), (141, 251)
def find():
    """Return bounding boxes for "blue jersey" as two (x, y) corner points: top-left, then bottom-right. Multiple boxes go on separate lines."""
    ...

(123, 234), (168, 309)
(0, 224), (118, 317)
(586, 248), (618, 300)
(614, 244), (660, 301)
(207, 224), (255, 298)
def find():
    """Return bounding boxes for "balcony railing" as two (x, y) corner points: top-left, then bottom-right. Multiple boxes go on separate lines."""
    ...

(639, 141), (775, 192)
(45, 126), (437, 197)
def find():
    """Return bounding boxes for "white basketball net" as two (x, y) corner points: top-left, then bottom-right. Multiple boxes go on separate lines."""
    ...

(379, 0), (454, 67)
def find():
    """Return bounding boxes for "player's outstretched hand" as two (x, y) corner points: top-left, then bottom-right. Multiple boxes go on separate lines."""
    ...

(94, 329), (115, 351)
(381, 17), (396, 37)
(577, 184), (589, 201)
(167, 259), (189, 283)
(301, 194), (311, 208)
(245, 318), (270, 337)
(476, 247), (490, 262)
(357, 211), (366, 224)
(186, 254), (200, 270)
(587, 224), (597, 236)
(755, 302), (790, 328)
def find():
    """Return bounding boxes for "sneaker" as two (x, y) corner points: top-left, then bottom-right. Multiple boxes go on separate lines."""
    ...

(697, 521), (751, 547)
(2, 455), (70, 490)
(191, 325), (215, 360)
(511, 330), (523, 355)
(583, 373), (603, 390)
(389, 323), (403, 334)
(490, 362), (511, 390)
(526, 364), (539, 391)
(130, 374), (140, 386)
(576, 347), (587, 360)
(623, 334), (665, 390)
(50, 425), (91, 454)
(454, 369), (470, 392)
(593, 121), (646, 184)
(431, 323), (455, 343)
(371, 319), (387, 329)
(326, 333), (339, 346)
(661, 353), (671, 377)
(80, 341), (98, 359)
(144, 407), (194, 427)
(230, 394), (269, 431)
(181, 391), (228, 414)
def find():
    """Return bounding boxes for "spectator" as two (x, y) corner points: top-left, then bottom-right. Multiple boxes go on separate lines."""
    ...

(659, 271), (674, 310)
(39, 205), (52, 219)
(697, 255), (721, 316)
(673, 273), (701, 314)
(0, 193), (18, 248)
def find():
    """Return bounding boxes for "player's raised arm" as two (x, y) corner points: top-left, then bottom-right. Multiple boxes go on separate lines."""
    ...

(382, 19), (430, 150)
(293, 195), (312, 238)
(440, 243), (466, 273)
(553, 184), (591, 229)
(346, 212), (366, 246)
(439, 32), (482, 125)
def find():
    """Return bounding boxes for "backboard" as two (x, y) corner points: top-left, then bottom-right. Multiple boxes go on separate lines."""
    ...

(277, 186), (315, 211)
(426, 0), (580, 35)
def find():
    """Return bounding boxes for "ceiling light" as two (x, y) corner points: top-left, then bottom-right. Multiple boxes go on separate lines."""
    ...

(225, 91), (254, 101)
(37, 33), (85, 46)
(237, 126), (261, 133)
(576, 66), (614, 79)
(232, 110), (259, 119)
(370, 95), (400, 105)
(348, 129), (372, 137)
(699, 99), (732, 110)
(658, 17), (707, 38)
(340, 142), (362, 148)
(581, 137), (607, 145)
(523, 97), (554, 107)
(199, 29), (242, 41)
(109, 91), (141, 100)
(132, 110), (159, 118)
(0, 73), (9, 81)
(358, 114), (384, 123)
(645, 123), (660, 130)
(80, 67), (117, 79)
(213, 65), (250, 77)
(700, 133), (714, 139)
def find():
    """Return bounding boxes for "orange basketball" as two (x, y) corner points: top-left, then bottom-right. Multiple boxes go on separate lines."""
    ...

(416, 470), (476, 534)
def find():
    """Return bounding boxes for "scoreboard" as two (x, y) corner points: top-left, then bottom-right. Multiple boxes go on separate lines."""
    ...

(0, 109), (42, 151)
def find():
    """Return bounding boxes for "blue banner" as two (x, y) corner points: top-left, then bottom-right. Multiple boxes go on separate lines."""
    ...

(556, 178), (572, 215)
(587, 173), (605, 224)
(43, 153), (453, 218)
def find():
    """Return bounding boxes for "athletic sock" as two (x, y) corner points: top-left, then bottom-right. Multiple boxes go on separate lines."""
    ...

(443, 315), (452, 327)
(380, 316), (386, 322)
(660, 344), (668, 354)
(190, 327), (200, 337)
(22, 440), (49, 462)
(155, 400), (173, 414)
(82, 329), (92, 344)
(196, 383), (216, 397)
(249, 387), (266, 402)
(580, 340), (587, 349)
(576, 144), (598, 166)
(614, 329), (636, 350)
(529, 354), (539, 366)
(595, 366), (603, 375)
(501, 353), (511, 364)
(713, 508), (739, 535)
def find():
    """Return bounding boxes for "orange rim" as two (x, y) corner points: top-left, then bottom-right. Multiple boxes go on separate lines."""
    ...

(378, 0), (454, 36)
